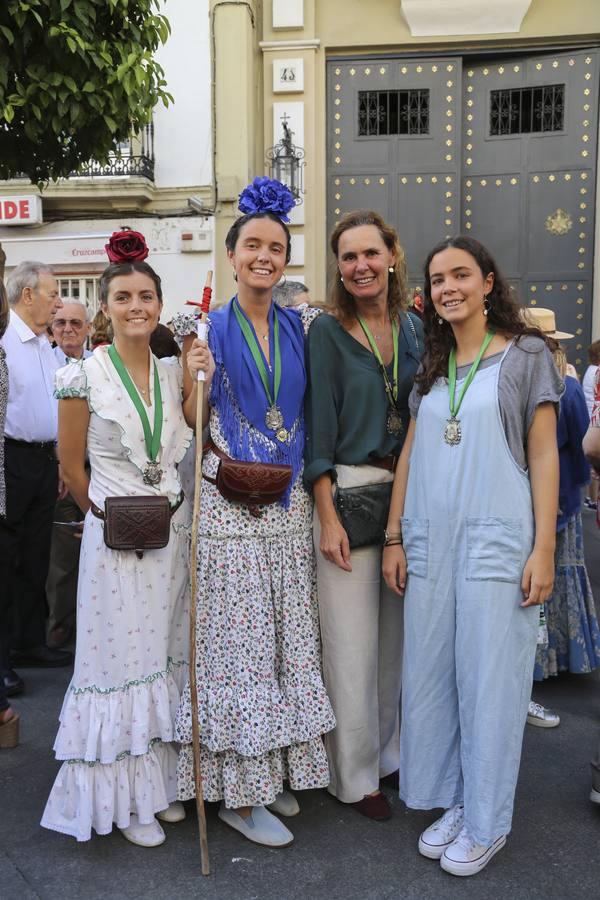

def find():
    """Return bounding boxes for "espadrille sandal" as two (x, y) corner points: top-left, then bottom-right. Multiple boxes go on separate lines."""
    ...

(0, 711), (20, 749)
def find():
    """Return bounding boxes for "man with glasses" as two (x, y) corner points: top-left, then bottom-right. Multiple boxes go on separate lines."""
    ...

(50, 299), (92, 366)
(46, 300), (92, 649)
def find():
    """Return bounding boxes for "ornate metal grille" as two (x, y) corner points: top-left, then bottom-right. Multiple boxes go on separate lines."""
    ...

(71, 124), (155, 179)
(490, 85), (565, 136)
(358, 90), (430, 136)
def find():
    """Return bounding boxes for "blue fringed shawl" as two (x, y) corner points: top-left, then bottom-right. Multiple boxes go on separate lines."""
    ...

(208, 298), (306, 505)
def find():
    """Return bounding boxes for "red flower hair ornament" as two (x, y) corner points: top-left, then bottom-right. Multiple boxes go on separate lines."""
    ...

(105, 229), (149, 264)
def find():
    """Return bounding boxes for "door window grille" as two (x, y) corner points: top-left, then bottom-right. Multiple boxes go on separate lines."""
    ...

(358, 90), (430, 136)
(57, 277), (101, 317)
(490, 84), (565, 135)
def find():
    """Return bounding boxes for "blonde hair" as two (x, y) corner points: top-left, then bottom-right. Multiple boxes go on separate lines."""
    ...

(328, 210), (408, 326)
(90, 308), (113, 347)
(551, 342), (568, 378)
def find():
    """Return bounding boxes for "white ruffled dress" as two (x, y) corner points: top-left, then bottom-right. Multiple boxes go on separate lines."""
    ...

(41, 347), (192, 841)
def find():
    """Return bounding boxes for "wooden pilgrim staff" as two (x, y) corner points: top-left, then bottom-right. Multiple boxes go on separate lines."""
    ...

(185, 270), (213, 876)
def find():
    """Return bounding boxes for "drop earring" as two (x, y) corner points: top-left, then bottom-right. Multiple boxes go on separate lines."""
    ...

(483, 294), (490, 316)
(437, 316), (444, 325)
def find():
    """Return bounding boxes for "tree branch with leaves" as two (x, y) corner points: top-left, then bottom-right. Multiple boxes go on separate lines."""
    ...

(0, 0), (173, 184)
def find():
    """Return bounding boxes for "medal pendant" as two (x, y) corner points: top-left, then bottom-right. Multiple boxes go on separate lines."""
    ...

(142, 460), (163, 486)
(444, 417), (462, 446)
(386, 409), (404, 437)
(265, 404), (284, 432)
(276, 427), (289, 443)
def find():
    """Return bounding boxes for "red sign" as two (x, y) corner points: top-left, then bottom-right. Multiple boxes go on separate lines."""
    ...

(0, 195), (43, 225)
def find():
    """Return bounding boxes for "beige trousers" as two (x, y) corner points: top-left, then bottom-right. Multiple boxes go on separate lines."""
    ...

(314, 464), (403, 803)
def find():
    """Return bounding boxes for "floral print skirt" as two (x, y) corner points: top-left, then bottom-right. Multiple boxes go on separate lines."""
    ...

(534, 512), (600, 680)
(175, 449), (335, 808)
(41, 503), (190, 841)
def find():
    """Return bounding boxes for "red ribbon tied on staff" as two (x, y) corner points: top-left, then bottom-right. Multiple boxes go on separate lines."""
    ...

(186, 286), (212, 316)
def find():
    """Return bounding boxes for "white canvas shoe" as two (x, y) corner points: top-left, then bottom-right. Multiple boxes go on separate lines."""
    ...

(267, 790), (300, 817)
(156, 801), (186, 823)
(119, 814), (166, 848)
(527, 701), (560, 728)
(440, 826), (506, 876)
(418, 804), (464, 859)
(218, 803), (294, 848)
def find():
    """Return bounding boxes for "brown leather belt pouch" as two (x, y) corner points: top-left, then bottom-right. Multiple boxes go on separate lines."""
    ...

(204, 442), (292, 517)
(91, 494), (183, 557)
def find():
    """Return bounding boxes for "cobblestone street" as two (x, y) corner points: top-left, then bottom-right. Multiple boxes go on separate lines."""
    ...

(2, 511), (600, 900)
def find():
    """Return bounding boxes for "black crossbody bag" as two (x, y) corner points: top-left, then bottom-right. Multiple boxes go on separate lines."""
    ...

(333, 312), (420, 549)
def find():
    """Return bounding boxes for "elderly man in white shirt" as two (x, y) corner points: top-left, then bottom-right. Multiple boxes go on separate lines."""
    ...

(50, 299), (92, 367)
(45, 300), (92, 649)
(0, 262), (72, 699)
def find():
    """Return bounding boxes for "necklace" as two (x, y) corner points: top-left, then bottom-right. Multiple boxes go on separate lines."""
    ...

(444, 330), (495, 445)
(356, 314), (403, 436)
(133, 381), (149, 397)
(233, 298), (288, 442)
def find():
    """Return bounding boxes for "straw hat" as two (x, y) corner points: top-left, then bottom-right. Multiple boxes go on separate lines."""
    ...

(523, 307), (573, 340)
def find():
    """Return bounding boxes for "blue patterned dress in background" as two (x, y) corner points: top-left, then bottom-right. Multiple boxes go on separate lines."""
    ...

(535, 376), (600, 680)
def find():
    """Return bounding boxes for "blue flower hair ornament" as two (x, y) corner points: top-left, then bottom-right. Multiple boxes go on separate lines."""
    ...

(238, 176), (295, 223)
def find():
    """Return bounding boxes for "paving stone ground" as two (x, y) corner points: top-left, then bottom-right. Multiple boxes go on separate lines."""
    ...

(2, 511), (600, 899)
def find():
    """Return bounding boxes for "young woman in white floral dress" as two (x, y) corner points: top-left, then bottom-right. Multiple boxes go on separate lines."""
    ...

(175, 180), (335, 848)
(41, 236), (204, 847)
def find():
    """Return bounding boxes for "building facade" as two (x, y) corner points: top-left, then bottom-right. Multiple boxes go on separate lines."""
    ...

(0, 0), (214, 323)
(209, 0), (600, 367)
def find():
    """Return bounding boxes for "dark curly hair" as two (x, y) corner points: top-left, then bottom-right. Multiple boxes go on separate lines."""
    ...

(225, 211), (292, 264)
(328, 210), (409, 326)
(416, 235), (544, 395)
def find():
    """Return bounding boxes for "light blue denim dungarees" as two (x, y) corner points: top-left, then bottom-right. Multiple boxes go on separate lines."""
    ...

(400, 348), (538, 846)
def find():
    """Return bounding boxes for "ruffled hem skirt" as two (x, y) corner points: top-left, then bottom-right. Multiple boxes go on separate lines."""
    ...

(41, 510), (190, 841)
(41, 740), (178, 842)
(177, 737), (331, 808)
(175, 474), (335, 807)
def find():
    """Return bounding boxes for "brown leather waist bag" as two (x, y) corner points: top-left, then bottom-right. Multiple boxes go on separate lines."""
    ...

(203, 442), (292, 518)
(91, 494), (184, 558)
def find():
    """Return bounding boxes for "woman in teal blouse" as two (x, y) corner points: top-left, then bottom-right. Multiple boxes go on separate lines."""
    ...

(304, 209), (422, 820)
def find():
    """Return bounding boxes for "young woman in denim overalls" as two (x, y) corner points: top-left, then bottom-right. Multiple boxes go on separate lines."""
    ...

(383, 236), (561, 877)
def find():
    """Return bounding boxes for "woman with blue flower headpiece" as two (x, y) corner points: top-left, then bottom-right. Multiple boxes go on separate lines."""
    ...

(174, 178), (335, 849)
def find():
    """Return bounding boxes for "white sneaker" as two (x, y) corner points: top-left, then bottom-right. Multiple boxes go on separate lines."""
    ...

(267, 790), (300, 817)
(156, 801), (186, 823)
(440, 826), (506, 876)
(527, 701), (560, 728)
(590, 787), (600, 804)
(119, 814), (166, 848)
(418, 804), (464, 859)
(218, 803), (294, 848)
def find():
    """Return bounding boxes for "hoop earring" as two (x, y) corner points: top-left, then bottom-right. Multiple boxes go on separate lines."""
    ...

(483, 294), (490, 316)
(340, 275), (344, 284)
(277, 273), (287, 288)
(233, 272), (238, 282)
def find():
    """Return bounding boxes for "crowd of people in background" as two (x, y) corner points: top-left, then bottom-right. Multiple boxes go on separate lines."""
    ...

(1, 178), (600, 878)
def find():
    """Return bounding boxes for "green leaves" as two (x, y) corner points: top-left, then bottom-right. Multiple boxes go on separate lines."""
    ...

(0, 0), (172, 183)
